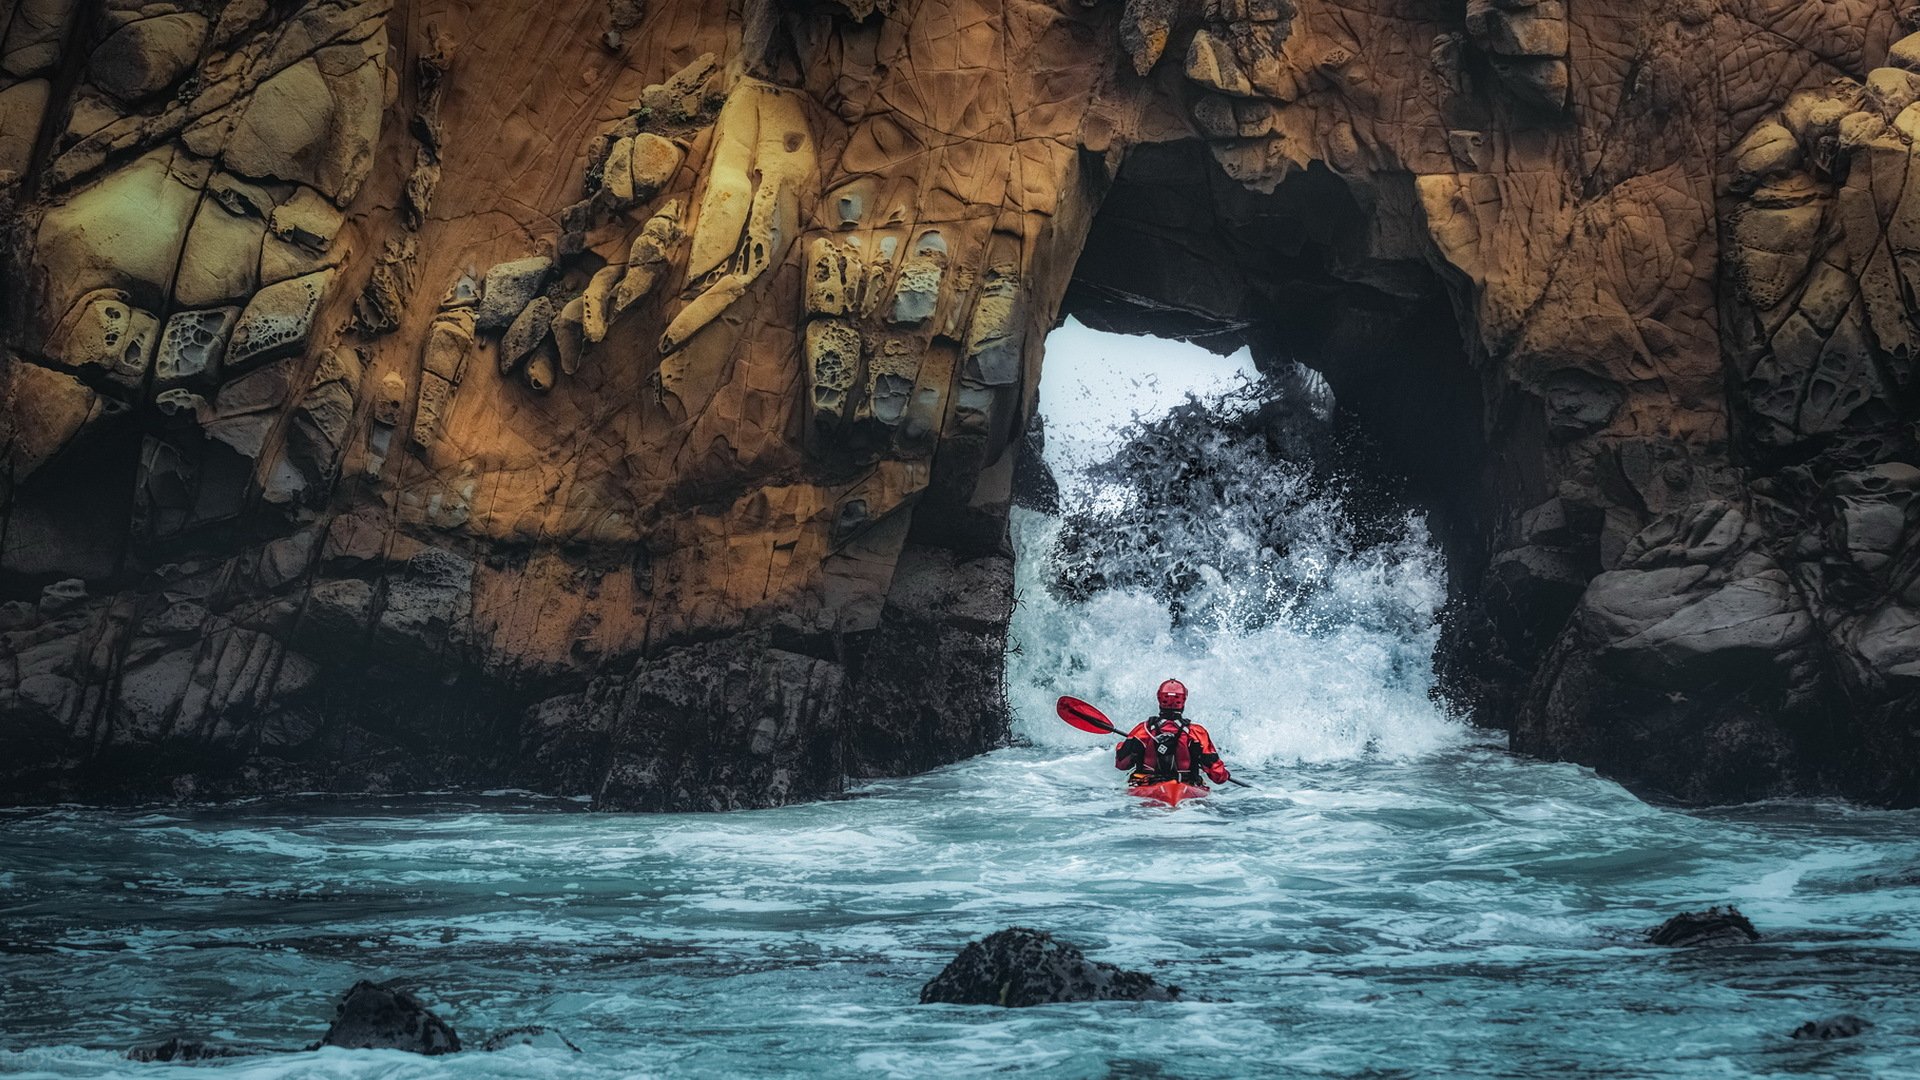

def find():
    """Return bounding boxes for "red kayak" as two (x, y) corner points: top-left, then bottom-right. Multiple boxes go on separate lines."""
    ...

(1128, 780), (1211, 807)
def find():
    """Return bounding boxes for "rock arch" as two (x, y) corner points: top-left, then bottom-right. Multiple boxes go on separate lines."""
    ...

(3, 0), (1918, 807)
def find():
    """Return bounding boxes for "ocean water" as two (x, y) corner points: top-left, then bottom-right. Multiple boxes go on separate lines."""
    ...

(6, 343), (1920, 1077)
(4, 749), (1920, 1078)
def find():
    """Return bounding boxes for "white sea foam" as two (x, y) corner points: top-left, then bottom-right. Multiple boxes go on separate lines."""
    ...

(1007, 353), (1464, 764)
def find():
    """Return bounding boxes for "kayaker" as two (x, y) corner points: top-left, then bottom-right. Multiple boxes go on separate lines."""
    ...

(1115, 679), (1232, 788)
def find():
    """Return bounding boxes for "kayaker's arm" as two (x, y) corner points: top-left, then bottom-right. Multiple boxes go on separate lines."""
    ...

(1189, 723), (1230, 785)
(1115, 736), (1145, 772)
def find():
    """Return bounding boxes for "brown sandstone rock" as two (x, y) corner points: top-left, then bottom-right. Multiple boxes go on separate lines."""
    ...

(89, 13), (208, 103)
(3, 0), (1919, 809)
(0, 77), (49, 175)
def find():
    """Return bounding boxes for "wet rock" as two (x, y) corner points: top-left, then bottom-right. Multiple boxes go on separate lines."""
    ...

(127, 1038), (251, 1062)
(317, 980), (461, 1055)
(1791, 1014), (1872, 1040)
(1515, 500), (1827, 804)
(1646, 906), (1760, 947)
(919, 927), (1179, 1006)
(481, 1026), (582, 1052)
(589, 635), (850, 811)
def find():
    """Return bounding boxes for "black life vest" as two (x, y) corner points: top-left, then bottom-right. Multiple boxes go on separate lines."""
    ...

(1140, 718), (1196, 779)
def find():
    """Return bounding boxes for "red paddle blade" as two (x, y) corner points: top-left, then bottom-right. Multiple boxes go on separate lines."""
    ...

(1056, 696), (1117, 735)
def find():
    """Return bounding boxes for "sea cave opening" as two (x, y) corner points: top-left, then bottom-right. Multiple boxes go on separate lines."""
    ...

(1006, 141), (1497, 761)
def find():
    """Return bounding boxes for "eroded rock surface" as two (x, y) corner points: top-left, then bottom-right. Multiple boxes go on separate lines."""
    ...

(1, 0), (1919, 807)
(919, 927), (1178, 1006)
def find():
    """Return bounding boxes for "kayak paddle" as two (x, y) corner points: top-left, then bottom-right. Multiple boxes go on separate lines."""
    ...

(1057, 695), (1119, 735)
(1054, 695), (1253, 788)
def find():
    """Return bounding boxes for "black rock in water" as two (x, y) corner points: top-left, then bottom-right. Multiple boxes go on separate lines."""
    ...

(126, 1038), (251, 1062)
(919, 927), (1179, 1006)
(1791, 1015), (1873, 1040)
(1646, 906), (1761, 947)
(317, 980), (461, 1054)
(481, 1026), (583, 1052)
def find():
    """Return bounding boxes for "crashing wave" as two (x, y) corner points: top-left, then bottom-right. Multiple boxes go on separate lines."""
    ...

(1007, 363), (1464, 765)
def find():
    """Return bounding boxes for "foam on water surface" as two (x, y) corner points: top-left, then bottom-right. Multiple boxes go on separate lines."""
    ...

(1010, 322), (1461, 764)
(5, 758), (1920, 1079)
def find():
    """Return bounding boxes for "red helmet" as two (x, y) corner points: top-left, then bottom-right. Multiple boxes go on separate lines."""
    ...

(1156, 679), (1188, 710)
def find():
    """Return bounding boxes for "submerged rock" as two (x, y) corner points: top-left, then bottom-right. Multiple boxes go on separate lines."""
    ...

(126, 1038), (252, 1062)
(481, 1025), (582, 1052)
(919, 927), (1179, 1007)
(1646, 905), (1760, 947)
(317, 980), (461, 1054)
(1791, 1014), (1872, 1040)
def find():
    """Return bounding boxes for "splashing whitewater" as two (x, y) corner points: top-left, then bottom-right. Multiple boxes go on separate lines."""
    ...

(1006, 371), (1466, 765)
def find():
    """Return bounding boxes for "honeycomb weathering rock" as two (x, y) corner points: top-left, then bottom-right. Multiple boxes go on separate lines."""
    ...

(2, 0), (1919, 808)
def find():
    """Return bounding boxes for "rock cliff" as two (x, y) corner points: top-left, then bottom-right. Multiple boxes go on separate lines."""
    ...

(2, 0), (1917, 807)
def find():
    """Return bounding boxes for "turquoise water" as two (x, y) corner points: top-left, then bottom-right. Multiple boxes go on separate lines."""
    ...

(4, 747), (1919, 1078)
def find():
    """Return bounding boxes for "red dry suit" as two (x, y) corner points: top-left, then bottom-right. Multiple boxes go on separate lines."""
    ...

(1115, 713), (1231, 787)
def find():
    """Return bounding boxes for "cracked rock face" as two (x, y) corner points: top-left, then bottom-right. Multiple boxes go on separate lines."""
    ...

(1, 0), (1919, 808)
